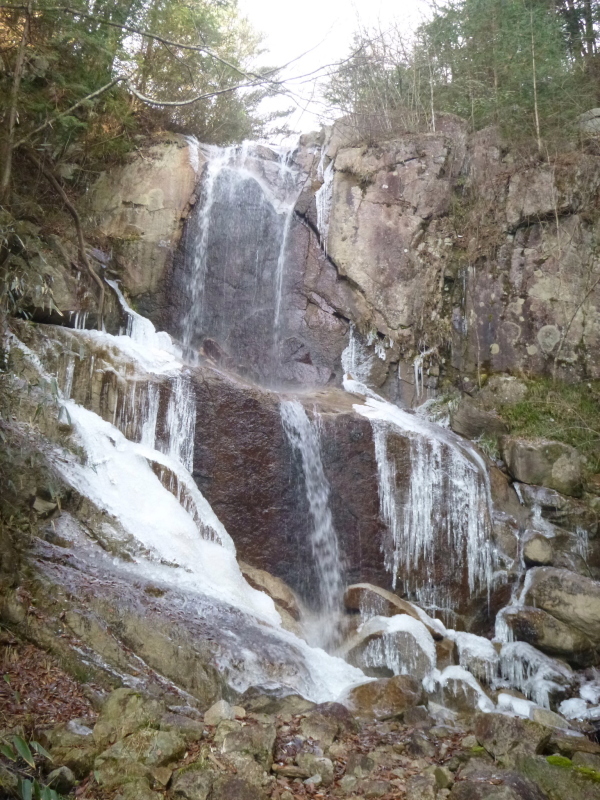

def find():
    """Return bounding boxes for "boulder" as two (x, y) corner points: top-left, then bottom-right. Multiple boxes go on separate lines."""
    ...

(210, 775), (268, 800)
(473, 713), (551, 767)
(46, 766), (76, 794)
(93, 689), (164, 747)
(295, 753), (334, 786)
(449, 763), (548, 800)
(523, 567), (600, 644)
(517, 755), (600, 800)
(171, 765), (215, 800)
(116, 778), (161, 800)
(340, 615), (436, 680)
(299, 703), (357, 748)
(239, 562), (302, 621)
(217, 721), (276, 769)
(204, 699), (234, 727)
(501, 438), (584, 497)
(406, 773), (437, 800)
(94, 729), (186, 787)
(450, 399), (508, 440)
(501, 605), (596, 667)
(428, 668), (494, 715)
(159, 712), (205, 741)
(344, 674), (422, 720)
(523, 533), (554, 566)
(344, 583), (434, 627)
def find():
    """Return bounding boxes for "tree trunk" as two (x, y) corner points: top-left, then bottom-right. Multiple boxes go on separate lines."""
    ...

(0, 1), (32, 204)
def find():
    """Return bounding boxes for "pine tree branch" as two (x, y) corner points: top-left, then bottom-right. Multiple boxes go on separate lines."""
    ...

(0, 4), (276, 87)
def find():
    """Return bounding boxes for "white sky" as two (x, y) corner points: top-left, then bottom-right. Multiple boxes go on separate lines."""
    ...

(237, 0), (428, 134)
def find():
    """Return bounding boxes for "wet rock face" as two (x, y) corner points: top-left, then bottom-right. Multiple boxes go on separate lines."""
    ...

(191, 373), (389, 601)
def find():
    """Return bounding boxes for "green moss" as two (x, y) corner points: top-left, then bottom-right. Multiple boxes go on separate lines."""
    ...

(470, 745), (485, 753)
(546, 755), (573, 768)
(498, 378), (600, 474)
(574, 766), (600, 782)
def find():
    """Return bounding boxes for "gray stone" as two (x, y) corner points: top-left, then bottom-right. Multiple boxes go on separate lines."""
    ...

(406, 773), (437, 800)
(203, 699), (234, 726)
(344, 674), (422, 720)
(296, 754), (334, 785)
(501, 605), (596, 667)
(47, 765), (76, 793)
(210, 775), (267, 800)
(159, 712), (205, 741)
(518, 755), (600, 800)
(450, 399), (508, 440)
(572, 751), (600, 769)
(449, 764), (548, 800)
(530, 708), (570, 729)
(93, 688), (164, 747)
(218, 721), (276, 769)
(115, 778), (160, 800)
(524, 567), (600, 645)
(357, 778), (391, 797)
(523, 534), (554, 566)
(473, 713), (551, 767)
(501, 437), (584, 497)
(94, 729), (186, 786)
(345, 752), (375, 777)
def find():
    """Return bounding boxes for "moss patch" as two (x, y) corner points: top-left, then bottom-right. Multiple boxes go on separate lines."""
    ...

(497, 378), (600, 474)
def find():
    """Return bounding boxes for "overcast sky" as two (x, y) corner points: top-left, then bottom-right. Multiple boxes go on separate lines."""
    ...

(237, 0), (427, 134)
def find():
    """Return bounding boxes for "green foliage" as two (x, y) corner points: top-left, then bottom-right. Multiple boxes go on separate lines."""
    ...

(0, 736), (61, 800)
(329, 0), (600, 149)
(497, 378), (600, 473)
(418, 0), (595, 145)
(0, 0), (277, 204)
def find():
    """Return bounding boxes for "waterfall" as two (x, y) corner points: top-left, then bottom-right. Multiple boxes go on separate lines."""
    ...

(180, 142), (302, 382)
(165, 374), (196, 471)
(280, 400), (344, 649)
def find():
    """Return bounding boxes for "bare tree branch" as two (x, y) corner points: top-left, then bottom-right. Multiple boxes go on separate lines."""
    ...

(21, 148), (105, 329)
(14, 77), (125, 148)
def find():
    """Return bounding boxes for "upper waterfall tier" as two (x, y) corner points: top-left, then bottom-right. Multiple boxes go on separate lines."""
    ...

(175, 142), (306, 385)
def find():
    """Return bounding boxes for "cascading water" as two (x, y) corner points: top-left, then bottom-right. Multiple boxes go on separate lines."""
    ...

(280, 400), (344, 650)
(180, 142), (303, 382)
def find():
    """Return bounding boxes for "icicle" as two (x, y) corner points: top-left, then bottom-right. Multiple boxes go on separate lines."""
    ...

(315, 160), (334, 254)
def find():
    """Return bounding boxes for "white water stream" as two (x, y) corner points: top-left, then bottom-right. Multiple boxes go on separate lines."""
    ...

(280, 400), (344, 650)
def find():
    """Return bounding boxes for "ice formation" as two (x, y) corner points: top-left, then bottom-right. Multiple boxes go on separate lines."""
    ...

(315, 159), (334, 254)
(353, 393), (495, 604)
